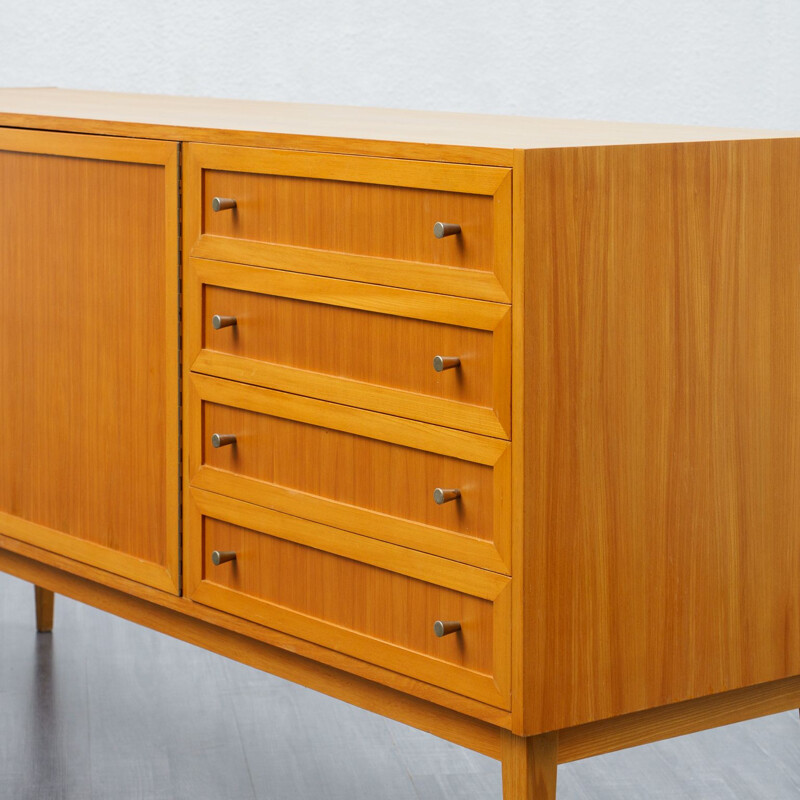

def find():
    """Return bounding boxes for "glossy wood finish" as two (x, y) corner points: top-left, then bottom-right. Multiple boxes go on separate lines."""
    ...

(186, 489), (511, 709)
(187, 374), (511, 572)
(521, 138), (800, 733)
(186, 258), (512, 438)
(34, 585), (54, 633)
(186, 143), (512, 302)
(0, 129), (180, 593)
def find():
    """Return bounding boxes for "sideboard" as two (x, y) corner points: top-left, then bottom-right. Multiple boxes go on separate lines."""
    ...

(1, 88), (799, 798)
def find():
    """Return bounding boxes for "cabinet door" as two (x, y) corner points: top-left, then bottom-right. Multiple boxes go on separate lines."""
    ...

(0, 129), (179, 593)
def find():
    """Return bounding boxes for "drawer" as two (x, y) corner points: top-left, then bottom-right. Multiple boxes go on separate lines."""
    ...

(186, 374), (511, 573)
(186, 258), (511, 438)
(186, 489), (511, 709)
(184, 143), (511, 303)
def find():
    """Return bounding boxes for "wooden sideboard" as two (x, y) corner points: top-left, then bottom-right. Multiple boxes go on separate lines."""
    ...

(1, 88), (799, 798)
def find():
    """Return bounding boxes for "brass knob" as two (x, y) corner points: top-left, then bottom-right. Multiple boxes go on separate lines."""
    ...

(433, 356), (460, 372)
(434, 222), (461, 239)
(212, 197), (237, 212)
(434, 620), (461, 637)
(212, 550), (237, 566)
(434, 488), (461, 505)
(212, 314), (237, 330)
(211, 433), (236, 448)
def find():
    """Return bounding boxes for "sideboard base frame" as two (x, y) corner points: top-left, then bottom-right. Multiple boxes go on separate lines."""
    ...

(4, 550), (800, 799)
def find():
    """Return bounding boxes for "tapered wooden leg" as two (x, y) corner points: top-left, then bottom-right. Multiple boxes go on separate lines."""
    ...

(501, 731), (558, 799)
(34, 586), (54, 633)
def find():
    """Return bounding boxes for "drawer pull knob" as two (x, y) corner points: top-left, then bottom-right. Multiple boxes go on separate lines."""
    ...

(212, 314), (237, 330)
(212, 197), (237, 212)
(211, 433), (237, 448)
(433, 355), (460, 372)
(434, 620), (461, 637)
(433, 222), (461, 239)
(212, 550), (237, 566)
(433, 488), (461, 505)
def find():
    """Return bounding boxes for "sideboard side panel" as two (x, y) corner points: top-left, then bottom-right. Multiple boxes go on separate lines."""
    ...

(523, 138), (800, 733)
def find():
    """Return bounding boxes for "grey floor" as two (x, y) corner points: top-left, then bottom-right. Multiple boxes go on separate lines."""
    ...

(1, 572), (800, 800)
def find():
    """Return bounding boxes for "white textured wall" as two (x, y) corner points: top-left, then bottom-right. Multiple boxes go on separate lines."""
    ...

(1, 0), (799, 130)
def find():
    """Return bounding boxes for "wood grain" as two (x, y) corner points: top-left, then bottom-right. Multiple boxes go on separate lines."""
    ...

(185, 489), (511, 709)
(185, 258), (511, 438)
(0, 545), (508, 756)
(1, 89), (797, 166)
(0, 130), (180, 593)
(187, 374), (511, 572)
(557, 674), (800, 764)
(182, 142), (512, 302)
(522, 137), (800, 733)
(501, 732), (558, 799)
(0, 529), (510, 727)
(34, 585), (54, 632)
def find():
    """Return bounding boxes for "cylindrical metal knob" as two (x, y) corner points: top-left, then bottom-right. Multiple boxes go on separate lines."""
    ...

(212, 314), (237, 330)
(212, 550), (237, 566)
(211, 433), (237, 448)
(434, 620), (461, 637)
(212, 197), (237, 212)
(433, 355), (461, 372)
(433, 488), (461, 505)
(434, 222), (461, 239)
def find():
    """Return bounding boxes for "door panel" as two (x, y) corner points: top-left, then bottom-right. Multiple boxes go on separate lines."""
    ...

(0, 129), (179, 592)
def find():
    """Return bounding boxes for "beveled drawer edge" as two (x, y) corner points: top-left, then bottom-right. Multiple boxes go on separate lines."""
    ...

(191, 256), (510, 329)
(191, 466), (510, 575)
(186, 372), (512, 572)
(192, 236), (511, 304)
(186, 141), (511, 193)
(190, 372), (507, 463)
(190, 487), (507, 598)
(193, 350), (510, 440)
(183, 143), (513, 301)
(186, 488), (512, 710)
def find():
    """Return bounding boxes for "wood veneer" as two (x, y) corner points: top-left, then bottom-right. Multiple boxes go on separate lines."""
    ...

(520, 138), (800, 734)
(1, 90), (798, 800)
(186, 258), (512, 438)
(0, 128), (180, 593)
(187, 373), (511, 572)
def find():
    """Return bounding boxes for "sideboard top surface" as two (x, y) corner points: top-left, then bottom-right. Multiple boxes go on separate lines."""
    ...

(0, 88), (796, 165)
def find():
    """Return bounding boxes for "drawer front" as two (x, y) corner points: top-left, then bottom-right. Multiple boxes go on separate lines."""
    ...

(187, 374), (511, 573)
(187, 489), (511, 709)
(184, 143), (511, 303)
(186, 258), (511, 438)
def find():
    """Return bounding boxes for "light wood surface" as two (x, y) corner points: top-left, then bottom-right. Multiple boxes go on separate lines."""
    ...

(3, 90), (800, 800)
(557, 673), (800, 764)
(185, 258), (511, 438)
(34, 585), (54, 632)
(10, 541), (800, 769)
(185, 142), (512, 302)
(0, 546), (507, 758)
(501, 733), (558, 799)
(0, 129), (180, 593)
(0, 89), (797, 166)
(187, 374), (511, 572)
(521, 137), (800, 733)
(6, 572), (800, 800)
(0, 529), (509, 727)
(186, 489), (511, 709)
